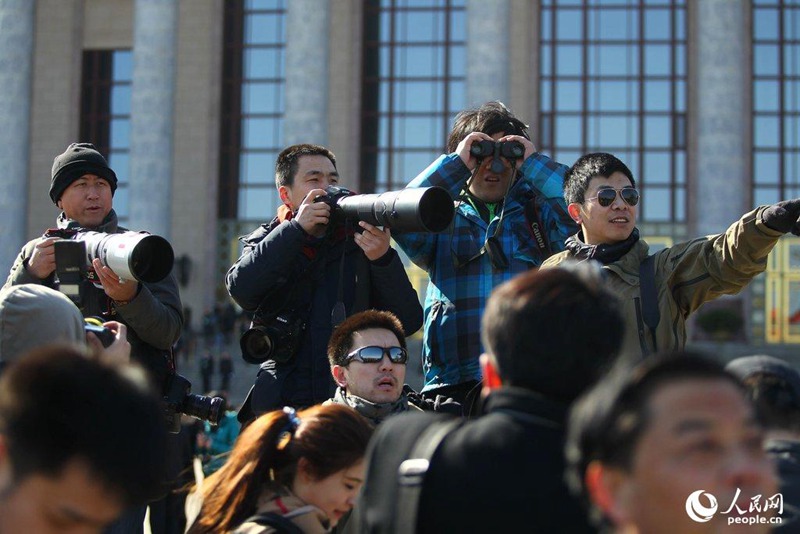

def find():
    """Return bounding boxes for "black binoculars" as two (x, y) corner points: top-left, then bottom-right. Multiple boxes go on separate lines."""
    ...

(469, 140), (525, 160)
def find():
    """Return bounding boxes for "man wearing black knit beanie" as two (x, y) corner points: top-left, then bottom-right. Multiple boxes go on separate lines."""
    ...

(3, 143), (183, 533)
(3, 142), (183, 388)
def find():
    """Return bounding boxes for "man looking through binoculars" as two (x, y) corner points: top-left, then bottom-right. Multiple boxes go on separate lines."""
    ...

(391, 101), (578, 404)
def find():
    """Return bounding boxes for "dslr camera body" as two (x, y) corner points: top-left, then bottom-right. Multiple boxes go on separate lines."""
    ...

(469, 140), (525, 173)
(240, 311), (305, 365)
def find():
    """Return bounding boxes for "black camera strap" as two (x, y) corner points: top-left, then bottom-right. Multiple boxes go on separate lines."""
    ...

(523, 195), (551, 259)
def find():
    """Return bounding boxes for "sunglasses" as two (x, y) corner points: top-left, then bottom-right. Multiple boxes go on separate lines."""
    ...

(586, 187), (640, 207)
(346, 346), (408, 364)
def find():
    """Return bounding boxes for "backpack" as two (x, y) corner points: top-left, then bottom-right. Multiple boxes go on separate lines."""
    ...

(351, 412), (465, 534)
(242, 511), (304, 534)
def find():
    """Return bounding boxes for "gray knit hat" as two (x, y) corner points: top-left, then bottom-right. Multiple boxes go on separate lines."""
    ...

(0, 284), (85, 365)
(49, 142), (118, 204)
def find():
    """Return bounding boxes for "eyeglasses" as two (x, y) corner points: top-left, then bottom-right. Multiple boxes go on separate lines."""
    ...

(346, 346), (408, 364)
(586, 187), (640, 207)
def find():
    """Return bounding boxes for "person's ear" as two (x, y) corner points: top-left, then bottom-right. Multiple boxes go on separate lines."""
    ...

(332, 365), (348, 388)
(585, 460), (630, 526)
(480, 353), (502, 395)
(56, 199), (63, 210)
(278, 185), (292, 208)
(567, 203), (583, 225)
(296, 457), (314, 483)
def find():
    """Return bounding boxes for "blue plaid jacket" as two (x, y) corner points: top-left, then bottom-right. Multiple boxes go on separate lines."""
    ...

(393, 153), (577, 392)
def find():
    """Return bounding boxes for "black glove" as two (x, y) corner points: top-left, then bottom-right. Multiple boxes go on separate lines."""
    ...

(762, 199), (800, 235)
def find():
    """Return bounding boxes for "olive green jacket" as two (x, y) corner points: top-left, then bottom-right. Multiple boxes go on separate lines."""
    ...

(541, 207), (783, 359)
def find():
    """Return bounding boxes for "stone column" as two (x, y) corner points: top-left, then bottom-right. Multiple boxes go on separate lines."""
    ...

(128, 0), (178, 238)
(0, 0), (34, 271)
(466, 0), (510, 107)
(693, 0), (749, 236)
(284, 0), (329, 145)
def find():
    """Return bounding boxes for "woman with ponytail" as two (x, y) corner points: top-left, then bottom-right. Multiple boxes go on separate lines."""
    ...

(187, 404), (373, 533)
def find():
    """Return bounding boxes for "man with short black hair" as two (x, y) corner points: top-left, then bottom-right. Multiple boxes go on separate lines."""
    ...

(568, 352), (779, 533)
(358, 263), (622, 533)
(227, 144), (422, 421)
(542, 151), (798, 359)
(0, 345), (166, 534)
(325, 310), (458, 424)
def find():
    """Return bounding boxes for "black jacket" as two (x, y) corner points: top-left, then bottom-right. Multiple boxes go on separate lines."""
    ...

(415, 387), (595, 533)
(226, 216), (422, 415)
(4, 210), (183, 387)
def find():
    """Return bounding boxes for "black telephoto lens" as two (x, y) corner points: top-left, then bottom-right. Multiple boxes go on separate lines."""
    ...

(181, 394), (224, 425)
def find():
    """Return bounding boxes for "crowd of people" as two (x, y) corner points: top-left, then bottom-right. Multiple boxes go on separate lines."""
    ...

(1, 101), (800, 533)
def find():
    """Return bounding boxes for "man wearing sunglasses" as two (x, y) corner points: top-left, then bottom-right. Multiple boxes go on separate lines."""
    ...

(542, 151), (798, 359)
(325, 310), (459, 425)
(391, 101), (577, 404)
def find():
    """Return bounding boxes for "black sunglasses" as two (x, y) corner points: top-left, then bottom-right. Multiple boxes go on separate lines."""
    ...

(586, 187), (640, 207)
(346, 346), (408, 364)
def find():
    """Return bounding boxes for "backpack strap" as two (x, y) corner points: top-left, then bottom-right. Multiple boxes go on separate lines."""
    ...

(394, 418), (464, 534)
(639, 254), (660, 354)
(242, 511), (305, 534)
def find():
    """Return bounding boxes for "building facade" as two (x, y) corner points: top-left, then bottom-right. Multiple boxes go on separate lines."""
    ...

(1, 0), (798, 348)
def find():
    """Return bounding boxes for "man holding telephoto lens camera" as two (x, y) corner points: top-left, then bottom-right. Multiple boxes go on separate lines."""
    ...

(226, 143), (423, 423)
(391, 101), (578, 405)
(3, 143), (185, 533)
(4, 143), (183, 387)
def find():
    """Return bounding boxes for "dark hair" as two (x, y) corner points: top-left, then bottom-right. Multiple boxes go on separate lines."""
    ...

(741, 373), (800, 433)
(563, 152), (636, 205)
(327, 310), (407, 368)
(565, 352), (747, 524)
(481, 262), (623, 402)
(189, 404), (373, 533)
(0, 344), (166, 507)
(446, 101), (530, 153)
(275, 143), (337, 189)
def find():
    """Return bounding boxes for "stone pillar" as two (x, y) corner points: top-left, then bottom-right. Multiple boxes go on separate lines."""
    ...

(693, 0), (749, 236)
(466, 0), (510, 107)
(128, 0), (178, 238)
(0, 0), (34, 271)
(284, 0), (329, 145)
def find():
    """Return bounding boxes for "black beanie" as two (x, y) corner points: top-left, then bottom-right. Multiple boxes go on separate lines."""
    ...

(49, 143), (118, 204)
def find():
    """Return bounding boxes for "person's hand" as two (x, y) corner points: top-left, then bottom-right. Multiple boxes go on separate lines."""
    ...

(87, 321), (130, 363)
(498, 134), (537, 169)
(455, 132), (494, 170)
(762, 199), (800, 235)
(354, 222), (391, 261)
(92, 258), (138, 302)
(26, 236), (59, 279)
(294, 189), (330, 237)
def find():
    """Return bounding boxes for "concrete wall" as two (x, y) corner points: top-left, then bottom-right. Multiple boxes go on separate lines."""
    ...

(172, 0), (223, 319)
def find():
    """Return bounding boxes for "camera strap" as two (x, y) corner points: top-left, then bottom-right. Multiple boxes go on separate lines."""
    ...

(523, 195), (551, 259)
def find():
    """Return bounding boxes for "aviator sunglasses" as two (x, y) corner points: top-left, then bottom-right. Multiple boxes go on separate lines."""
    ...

(346, 345), (408, 364)
(586, 187), (640, 207)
